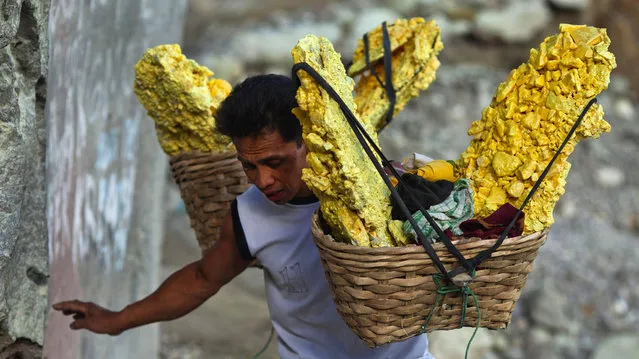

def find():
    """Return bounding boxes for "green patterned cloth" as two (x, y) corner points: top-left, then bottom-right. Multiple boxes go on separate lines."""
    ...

(403, 178), (474, 243)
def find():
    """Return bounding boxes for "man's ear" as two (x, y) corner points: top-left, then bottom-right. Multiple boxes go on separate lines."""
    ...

(297, 139), (308, 157)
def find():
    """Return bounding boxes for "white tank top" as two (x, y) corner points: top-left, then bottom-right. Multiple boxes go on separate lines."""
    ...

(234, 185), (433, 359)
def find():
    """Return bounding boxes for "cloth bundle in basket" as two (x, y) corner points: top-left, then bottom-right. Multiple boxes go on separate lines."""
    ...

(312, 212), (548, 347)
(169, 150), (251, 251)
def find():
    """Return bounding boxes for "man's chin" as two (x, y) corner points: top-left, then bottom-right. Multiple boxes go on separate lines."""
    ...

(264, 189), (289, 203)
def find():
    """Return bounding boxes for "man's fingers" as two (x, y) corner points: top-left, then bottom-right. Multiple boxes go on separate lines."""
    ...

(62, 309), (86, 319)
(69, 318), (87, 330)
(52, 300), (81, 310)
(52, 302), (68, 310)
(53, 300), (89, 315)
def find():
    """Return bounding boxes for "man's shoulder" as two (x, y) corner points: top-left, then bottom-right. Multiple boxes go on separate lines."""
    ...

(235, 185), (280, 219)
(236, 185), (263, 207)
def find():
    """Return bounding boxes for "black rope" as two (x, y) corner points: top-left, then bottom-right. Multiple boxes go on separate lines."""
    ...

(363, 21), (397, 130)
(292, 62), (472, 277)
(363, 23), (473, 273)
(363, 33), (384, 88)
(344, 105), (475, 273)
(292, 50), (598, 281)
(448, 98), (599, 277)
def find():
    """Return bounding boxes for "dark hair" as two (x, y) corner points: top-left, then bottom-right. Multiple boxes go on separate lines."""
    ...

(215, 74), (302, 143)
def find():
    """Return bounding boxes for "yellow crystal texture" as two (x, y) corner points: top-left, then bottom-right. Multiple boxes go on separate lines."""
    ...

(456, 24), (616, 233)
(292, 35), (400, 247)
(348, 18), (443, 132)
(133, 44), (233, 156)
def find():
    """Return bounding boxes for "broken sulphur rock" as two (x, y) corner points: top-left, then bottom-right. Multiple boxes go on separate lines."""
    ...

(133, 44), (233, 156)
(456, 24), (616, 233)
(348, 18), (444, 132)
(292, 35), (409, 247)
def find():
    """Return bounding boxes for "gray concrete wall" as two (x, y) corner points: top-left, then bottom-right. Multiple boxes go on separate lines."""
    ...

(43, 1), (187, 358)
(0, 0), (50, 356)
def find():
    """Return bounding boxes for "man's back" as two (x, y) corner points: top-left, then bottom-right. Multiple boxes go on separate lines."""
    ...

(235, 185), (433, 359)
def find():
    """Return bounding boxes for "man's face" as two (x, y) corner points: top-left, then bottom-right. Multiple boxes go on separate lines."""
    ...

(235, 130), (313, 204)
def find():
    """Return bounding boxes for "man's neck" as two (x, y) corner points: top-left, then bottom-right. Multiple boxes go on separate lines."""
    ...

(289, 187), (318, 205)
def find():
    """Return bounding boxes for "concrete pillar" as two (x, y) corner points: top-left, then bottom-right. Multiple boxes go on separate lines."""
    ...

(43, 1), (187, 358)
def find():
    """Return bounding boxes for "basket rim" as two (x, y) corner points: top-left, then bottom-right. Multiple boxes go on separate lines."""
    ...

(169, 149), (238, 164)
(311, 211), (550, 256)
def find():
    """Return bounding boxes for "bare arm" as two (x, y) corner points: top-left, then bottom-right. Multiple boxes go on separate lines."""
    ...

(52, 211), (252, 335)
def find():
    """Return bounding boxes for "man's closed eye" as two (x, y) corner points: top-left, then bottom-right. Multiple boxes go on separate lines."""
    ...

(265, 160), (283, 169)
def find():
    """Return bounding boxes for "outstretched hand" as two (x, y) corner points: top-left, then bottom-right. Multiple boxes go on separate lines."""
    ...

(52, 300), (124, 336)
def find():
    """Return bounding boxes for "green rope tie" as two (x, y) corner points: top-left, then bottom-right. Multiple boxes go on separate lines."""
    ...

(419, 271), (481, 359)
(252, 325), (275, 359)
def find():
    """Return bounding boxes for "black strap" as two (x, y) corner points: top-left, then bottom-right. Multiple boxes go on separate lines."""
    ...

(293, 62), (461, 277)
(293, 53), (599, 281)
(362, 23), (475, 272)
(361, 24), (471, 273)
(295, 56), (481, 274)
(363, 21), (397, 130)
(363, 33), (384, 88)
(447, 97), (599, 276)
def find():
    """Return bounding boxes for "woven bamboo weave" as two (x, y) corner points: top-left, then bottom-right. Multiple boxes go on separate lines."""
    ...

(311, 211), (549, 348)
(169, 150), (251, 251)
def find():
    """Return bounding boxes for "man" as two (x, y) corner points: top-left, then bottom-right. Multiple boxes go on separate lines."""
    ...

(53, 74), (434, 358)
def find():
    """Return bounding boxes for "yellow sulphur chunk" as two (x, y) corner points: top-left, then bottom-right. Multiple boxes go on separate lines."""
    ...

(456, 24), (616, 233)
(133, 44), (233, 155)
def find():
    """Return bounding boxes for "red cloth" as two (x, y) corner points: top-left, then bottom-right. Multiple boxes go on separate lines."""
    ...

(455, 203), (525, 239)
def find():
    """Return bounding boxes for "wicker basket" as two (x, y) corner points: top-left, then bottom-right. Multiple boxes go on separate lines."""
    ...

(169, 150), (251, 251)
(311, 211), (549, 348)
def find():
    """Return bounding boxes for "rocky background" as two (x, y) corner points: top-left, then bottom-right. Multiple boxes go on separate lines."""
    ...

(0, 0), (50, 355)
(161, 0), (639, 358)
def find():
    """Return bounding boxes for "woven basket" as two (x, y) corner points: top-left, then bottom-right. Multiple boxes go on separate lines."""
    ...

(311, 211), (549, 348)
(169, 150), (251, 252)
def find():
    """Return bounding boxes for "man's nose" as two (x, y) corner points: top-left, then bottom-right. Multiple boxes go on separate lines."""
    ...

(255, 167), (275, 189)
